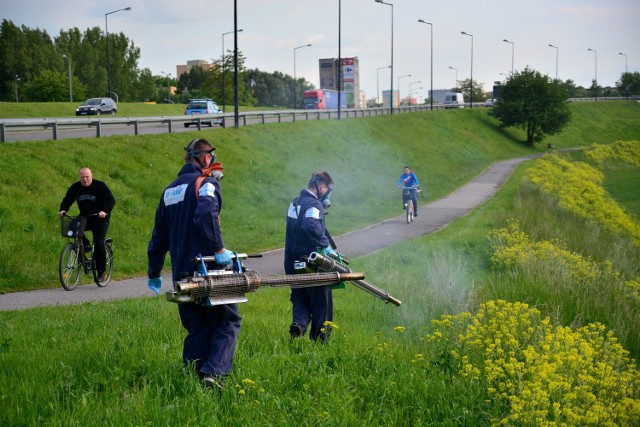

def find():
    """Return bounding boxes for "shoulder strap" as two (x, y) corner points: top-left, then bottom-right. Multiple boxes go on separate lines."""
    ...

(195, 162), (224, 200)
(195, 176), (206, 200)
(292, 196), (303, 227)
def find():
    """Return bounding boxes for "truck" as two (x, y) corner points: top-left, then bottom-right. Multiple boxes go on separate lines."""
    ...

(303, 89), (347, 109)
(443, 92), (465, 109)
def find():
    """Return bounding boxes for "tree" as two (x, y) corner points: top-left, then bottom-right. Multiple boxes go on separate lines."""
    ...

(457, 78), (485, 103)
(490, 67), (571, 146)
(616, 72), (640, 98)
(23, 70), (87, 102)
(132, 68), (157, 102)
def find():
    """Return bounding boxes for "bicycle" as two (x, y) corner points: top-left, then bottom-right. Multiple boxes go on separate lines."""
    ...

(59, 214), (113, 291)
(402, 186), (419, 224)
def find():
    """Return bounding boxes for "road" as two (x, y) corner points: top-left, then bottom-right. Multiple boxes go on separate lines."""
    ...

(0, 153), (544, 311)
(1, 119), (223, 142)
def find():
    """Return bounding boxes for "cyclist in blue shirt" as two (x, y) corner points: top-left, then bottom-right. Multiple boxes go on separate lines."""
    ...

(397, 165), (420, 217)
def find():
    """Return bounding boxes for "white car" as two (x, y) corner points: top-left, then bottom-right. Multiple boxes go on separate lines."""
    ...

(184, 99), (225, 127)
(484, 98), (496, 107)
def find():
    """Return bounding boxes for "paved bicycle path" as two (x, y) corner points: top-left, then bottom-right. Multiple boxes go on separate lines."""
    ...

(0, 153), (543, 311)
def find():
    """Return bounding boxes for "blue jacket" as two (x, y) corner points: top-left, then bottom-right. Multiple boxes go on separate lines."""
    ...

(284, 189), (330, 274)
(148, 163), (225, 281)
(398, 172), (419, 188)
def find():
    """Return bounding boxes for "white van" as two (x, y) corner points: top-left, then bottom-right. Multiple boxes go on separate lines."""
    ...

(443, 92), (465, 109)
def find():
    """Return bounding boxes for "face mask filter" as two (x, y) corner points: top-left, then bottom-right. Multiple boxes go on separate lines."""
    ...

(320, 188), (332, 209)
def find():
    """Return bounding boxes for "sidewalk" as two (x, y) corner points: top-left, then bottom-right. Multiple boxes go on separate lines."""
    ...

(0, 154), (542, 311)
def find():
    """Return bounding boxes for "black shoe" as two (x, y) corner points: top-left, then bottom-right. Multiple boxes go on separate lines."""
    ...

(289, 323), (305, 338)
(96, 271), (106, 282)
(414, 213), (418, 217)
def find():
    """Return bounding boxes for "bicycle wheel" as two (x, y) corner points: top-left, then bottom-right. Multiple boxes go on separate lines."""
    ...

(59, 243), (81, 291)
(93, 241), (114, 287)
(406, 200), (414, 224)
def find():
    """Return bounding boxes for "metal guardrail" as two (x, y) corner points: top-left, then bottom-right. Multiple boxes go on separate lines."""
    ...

(0, 104), (443, 142)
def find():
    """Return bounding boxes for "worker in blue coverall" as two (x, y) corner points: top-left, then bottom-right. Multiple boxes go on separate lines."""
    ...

(397, 165), (420, 217)
(284, 171), (336, 341)
(147, 138), (239, 390)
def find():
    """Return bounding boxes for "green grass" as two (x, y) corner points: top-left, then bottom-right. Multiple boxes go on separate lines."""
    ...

(1, 102), (639, 426)
(1, 102), (638, 293)
(1, 146), (637, 426)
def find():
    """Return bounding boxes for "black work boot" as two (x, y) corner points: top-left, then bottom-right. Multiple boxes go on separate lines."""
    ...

(289, 323), (305, 339)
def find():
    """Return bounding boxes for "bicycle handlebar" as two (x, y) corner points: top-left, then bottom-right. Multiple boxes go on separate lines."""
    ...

(61, 212), (108, 219)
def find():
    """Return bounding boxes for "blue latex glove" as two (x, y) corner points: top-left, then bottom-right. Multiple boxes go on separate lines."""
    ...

(148, 277), (162, 295)
(214, 249), (233, 265)
(321, 246), (337, 257)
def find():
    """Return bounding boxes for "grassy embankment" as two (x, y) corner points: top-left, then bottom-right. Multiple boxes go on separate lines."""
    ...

(0, 102), (639, 425)
(1, 102), (638, 293)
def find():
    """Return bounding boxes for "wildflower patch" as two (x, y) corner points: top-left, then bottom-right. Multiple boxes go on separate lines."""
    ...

(526, 149), (640, 246)
(585, 140), (640, 167)
(425, 300), (640, 426)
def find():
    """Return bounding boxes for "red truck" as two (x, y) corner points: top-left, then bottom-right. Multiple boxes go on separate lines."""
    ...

(303, 89), (347, 109)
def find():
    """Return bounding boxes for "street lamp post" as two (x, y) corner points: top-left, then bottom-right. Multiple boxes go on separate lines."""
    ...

(417, 19), (433, 110)
(619, 52), (629, 101)
(409, 81), (421, 103)
(161, 71), (172, 103)
(588, 48), (598, 102)
(62, 54), (73, 102)
(503, 39), (514, 74)
(338, 0), (342, 119)
(448, 66), (458, 90)
(548, 44), (558, 81)
(618, 52), (628, 74)
(15, 75), (20, 102)
(461, 31), (474, 108)
(410, 86), (422, 104)
(105, 7), (131, 98)
(222, 28), (243, 113)
(375, 0), (394, 114)
(376, 65), (390, 107)
(397, 74), (411, 103)
(293, 43), (312, 109)
(410, 87), (423, 103)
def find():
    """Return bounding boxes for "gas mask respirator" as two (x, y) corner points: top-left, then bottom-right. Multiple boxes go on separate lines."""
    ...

(320, 187), (332, 209)
(310, 174), (333, 209)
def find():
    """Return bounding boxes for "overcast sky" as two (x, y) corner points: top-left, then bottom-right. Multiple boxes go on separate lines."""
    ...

(3, 0), (639, 100)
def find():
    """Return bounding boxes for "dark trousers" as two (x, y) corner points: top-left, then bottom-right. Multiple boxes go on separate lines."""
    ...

(290, 286), (333, 341)
(82, 219), (109, 273)
(178, 303), (242, 377)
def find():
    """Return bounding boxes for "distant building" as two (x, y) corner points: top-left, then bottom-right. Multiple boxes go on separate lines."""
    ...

(318, 57), (361, 108)
(382, 90), (399, 108)
(176, 59), (214, 78)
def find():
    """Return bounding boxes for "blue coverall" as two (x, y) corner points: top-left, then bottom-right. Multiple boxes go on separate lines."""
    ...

(284, 189), (333, 341)
(148, 163), (241, 378)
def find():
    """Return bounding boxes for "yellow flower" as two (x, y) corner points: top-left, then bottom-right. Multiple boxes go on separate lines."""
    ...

(394, 326), (406, 333)
(242, 378), (256, 387)
(323, 320), (339, 330)
(422, 300), (640, 425)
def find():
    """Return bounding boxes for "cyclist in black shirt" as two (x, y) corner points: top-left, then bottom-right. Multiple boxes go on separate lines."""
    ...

(59, 167), (115, 282)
